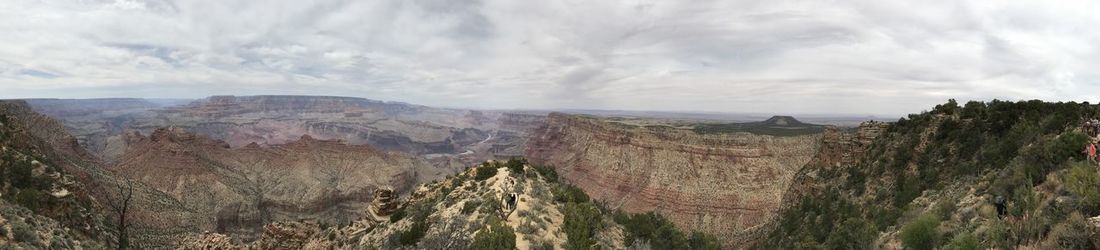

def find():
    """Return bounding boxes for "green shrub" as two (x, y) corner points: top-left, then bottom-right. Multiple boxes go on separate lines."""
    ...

(10, 218), (36, 245)
(899, 213), (940, 250)
(396, 203), (433, 246)
(15, 189), (42, 211)
(531, 240), (555, 250)
(505, 158), (527, 175)
(945, 231), (977, 250)
(533, 165), (559, 183)
(562, 202), (601, 250)
(462, 200), (482, 214)
(824, 218), (876, 249)
(1066, 162), (1100, 214)
(470, 217), (516, 250)
(687, 231), (721, 250)
(474, 166), (498, 181)
(10, 159), (34, 189)
(479, 195), (502, 214)
(553, 184), (589, 204)
(389, 208), (406, 223)
(1041, 212), (1094, 249)
(985, 219), (1011, 250)
(617, 212), (666, 246)
(611, 209), (722, 249)
(398, 219), (428, 246)
(1009, 184), (1039, 217)
(516, 220), (539, 234)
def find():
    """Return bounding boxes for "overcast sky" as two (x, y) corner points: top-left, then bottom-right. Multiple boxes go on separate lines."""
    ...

(1, 0), (1098, 115)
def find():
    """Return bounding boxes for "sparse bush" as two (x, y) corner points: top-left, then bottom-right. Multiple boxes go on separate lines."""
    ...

(945, 231), (977, 250)
(899, 213), (940, 250)
(530, 239), (555, 250)
(687, 231), (721, 250)
(479, 196), (501, 214)
(470, 217), (516, 250)
(1066, 162), (1100, 214)
(984, 218), (1011, 250)
(1041, 212), (1094, 249)
(516, 220), (539, 234)
(462, 200), (482, 215)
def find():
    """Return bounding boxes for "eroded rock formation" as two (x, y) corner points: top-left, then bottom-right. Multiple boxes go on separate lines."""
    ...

(814, 121), (888, 168)
(525, 113), (822, 246)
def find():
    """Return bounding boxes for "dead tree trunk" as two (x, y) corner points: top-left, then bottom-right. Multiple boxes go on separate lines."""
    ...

(104, 178), (134, 250)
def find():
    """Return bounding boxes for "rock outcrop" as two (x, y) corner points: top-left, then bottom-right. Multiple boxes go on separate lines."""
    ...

(813, 121), (888, 168)
(525, 113), (822, 246)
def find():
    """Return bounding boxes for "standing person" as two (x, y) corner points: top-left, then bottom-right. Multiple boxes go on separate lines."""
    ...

(1089, 143), (1097, 165)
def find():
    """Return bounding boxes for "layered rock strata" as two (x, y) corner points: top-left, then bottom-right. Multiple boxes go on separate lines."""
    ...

(525, 113), (822, 246)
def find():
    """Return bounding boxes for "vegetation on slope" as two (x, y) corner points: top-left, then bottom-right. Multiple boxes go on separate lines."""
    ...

(762, 99), (1100, 249)
(0, 112), (109, 248)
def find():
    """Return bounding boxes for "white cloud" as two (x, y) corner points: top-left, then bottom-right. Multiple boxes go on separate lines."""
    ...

(1, 0), (1098, 115)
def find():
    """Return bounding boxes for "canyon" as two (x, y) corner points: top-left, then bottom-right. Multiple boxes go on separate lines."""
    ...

(525, 113), (825, 246)
(4, 95), (897, 248)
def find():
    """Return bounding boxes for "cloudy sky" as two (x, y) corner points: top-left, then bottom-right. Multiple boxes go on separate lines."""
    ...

(1, 0), (1098, 115)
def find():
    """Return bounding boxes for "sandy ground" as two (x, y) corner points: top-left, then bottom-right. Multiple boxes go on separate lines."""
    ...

(491, 167), (566, 250)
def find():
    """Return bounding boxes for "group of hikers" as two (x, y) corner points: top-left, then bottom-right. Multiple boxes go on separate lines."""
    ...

(1083, 119), (1100, 165)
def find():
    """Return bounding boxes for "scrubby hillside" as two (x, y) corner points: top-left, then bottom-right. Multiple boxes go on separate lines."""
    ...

(0, 102), (112, 248)
(179, 158), (722, 249)
(762, 100), (1100, 249)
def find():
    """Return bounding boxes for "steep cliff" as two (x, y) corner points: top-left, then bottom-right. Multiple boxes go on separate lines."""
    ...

(525, 113), (822, 247)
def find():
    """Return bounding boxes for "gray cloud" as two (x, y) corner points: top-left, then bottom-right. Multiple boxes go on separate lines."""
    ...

(1, 0), (1098, 116)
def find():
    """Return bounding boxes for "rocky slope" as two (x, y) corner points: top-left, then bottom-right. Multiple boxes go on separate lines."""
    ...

(525, 113), (823, 247)
(178, 159), (722, 249)
(0, 101), (114, 248)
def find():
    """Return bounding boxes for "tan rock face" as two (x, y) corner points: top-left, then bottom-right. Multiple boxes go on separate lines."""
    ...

(814, 121), (888, 168)
(525, 113), (822, 246)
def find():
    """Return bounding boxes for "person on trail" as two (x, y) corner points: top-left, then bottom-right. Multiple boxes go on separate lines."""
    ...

(1088, 143), (1097, 164)
(994, 196), (1006, 218)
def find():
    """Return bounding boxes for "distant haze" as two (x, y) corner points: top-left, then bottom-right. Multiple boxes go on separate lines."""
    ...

(2, 1), (1098, 116)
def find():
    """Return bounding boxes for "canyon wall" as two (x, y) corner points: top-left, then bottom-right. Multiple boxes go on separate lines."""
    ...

(525, 113), (822, 246)
(109, 127), (442, 241)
